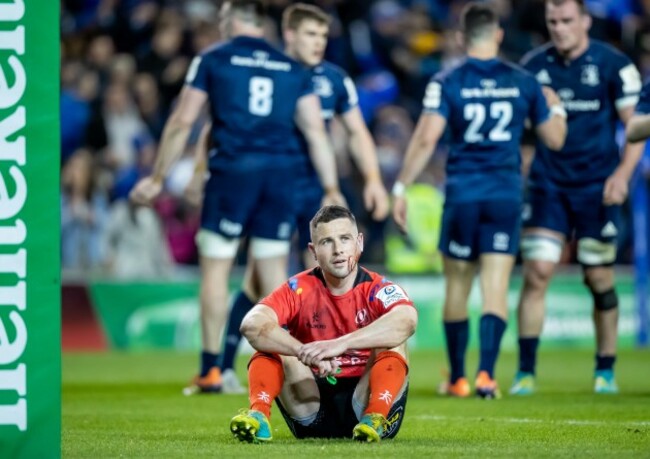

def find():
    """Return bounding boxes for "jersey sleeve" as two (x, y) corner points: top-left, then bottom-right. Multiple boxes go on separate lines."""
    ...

(422, 73), (450, 119)
(334, 70), (359, 115)
(609, 53), (641, 111)
(297, 67), (315, 99)
(259, 282), (298, 327)
(634, 80), (650, 114)
(369, 281), (415, 318)
(528, 77), (551, 127)
(185, 53), (211, 93)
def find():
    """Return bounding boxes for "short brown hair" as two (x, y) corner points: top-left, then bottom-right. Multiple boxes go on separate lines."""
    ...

(226, 0), (267, 26)
(460, 2), (499, 45)
(310, 205), (356, 239)
(282, 3), (330, 31)
(546, 0), (588, 14)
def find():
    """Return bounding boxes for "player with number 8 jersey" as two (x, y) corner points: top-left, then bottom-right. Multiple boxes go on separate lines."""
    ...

(129, 0), (343, 396)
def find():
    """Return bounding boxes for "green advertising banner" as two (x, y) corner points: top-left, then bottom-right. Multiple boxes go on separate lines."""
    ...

(0, 1), (61, 457)
(89, 274), (637, 352)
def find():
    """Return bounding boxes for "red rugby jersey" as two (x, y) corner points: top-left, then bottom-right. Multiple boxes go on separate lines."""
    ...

(260, 266), (415, 378)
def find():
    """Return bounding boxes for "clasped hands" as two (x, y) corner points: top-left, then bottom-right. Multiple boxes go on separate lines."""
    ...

(297, 338), (347, 378)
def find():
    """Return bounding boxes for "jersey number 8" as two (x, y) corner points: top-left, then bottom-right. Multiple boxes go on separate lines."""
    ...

(249, 76), (274, 116)
(464, 101), (512, 143)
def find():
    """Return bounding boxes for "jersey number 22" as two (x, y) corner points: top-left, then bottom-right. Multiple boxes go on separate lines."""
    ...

(464, 102), (512, 143)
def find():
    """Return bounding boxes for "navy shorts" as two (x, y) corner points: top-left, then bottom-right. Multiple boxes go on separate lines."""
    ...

(201, 163), (296, 240)
(277, 377), (408, 439)
(523, 185), (620, 243)
(439, 200), (521, 261)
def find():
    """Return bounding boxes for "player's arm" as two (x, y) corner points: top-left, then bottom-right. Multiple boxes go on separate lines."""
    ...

(339, 107), (389, 220)
(603, 105), (645, 205)
(130, 86), (207, 205)
(184, 122), (211, 207)
(626, 113), (650, 143)
(534, 86), (567, 151)
(240, 304), (303, 356)
(298, 305), (417, 365)
(392, 112), (447, 233)
(295, 94), (345, 206)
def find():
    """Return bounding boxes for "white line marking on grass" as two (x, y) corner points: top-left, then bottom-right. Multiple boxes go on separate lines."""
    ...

(413, 415), (650, 427)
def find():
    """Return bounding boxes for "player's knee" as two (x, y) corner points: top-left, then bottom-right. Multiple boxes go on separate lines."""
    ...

(588, 287), (619, 311)
(521, 234), (563, 264)
(249, 351), (282, 366)
(523, 260), (553, 291)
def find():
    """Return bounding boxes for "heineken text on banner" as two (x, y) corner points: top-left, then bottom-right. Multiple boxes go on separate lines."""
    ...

(0, 0), (61, 457)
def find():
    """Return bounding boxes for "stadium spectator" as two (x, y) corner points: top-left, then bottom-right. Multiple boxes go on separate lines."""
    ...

(129, 0), (342, 395)
(511, 0), (643, 396)
(230, 205), (417, 443)
(392, 1), (566, 398)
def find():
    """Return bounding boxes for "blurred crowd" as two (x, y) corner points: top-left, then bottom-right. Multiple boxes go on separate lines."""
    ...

(60, 0), (650, 278)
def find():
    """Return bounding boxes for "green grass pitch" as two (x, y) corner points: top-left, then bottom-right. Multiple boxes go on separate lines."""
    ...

(63, 349), (650, 457)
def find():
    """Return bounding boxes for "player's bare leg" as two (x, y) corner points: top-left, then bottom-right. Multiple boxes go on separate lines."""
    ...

(184, 254), (236, 395)
(512, 228), (563, 395)
(440, 257), (476, 397)
(476, 253), (515, 399)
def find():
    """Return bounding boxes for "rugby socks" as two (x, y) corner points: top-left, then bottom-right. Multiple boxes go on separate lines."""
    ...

(365, 351), (408, 418)
(200, 351), (220, 377)
(518, 337), (539, 375)
(444, 319), (469, 383)
(248, 352), (284, 419)
(220, 291), (255, 371)
(478, 314), (507, 378)
(595, 354), (616, 372)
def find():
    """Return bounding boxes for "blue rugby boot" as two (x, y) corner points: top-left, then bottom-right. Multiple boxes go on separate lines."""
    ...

(594, 370), (619, 394)
(230, 409), (272, 443)
(509, 371), (536, 395)
(353, 413), (387, 442)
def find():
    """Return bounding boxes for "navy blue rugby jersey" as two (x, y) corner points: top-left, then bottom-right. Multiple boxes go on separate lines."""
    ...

(186, 36), (313, 168)
(296, 60), (358, 177)
(423, 57), (550, 203)
(522, 40), (641, 189)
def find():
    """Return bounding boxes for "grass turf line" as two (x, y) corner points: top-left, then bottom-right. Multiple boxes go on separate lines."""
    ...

(63, 349), (650, 457)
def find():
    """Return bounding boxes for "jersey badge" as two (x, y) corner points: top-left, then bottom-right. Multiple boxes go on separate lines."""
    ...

(313, 75), (333, 98)
(536, 69), (551, 85)
(355, 309), (369, 326)
(375, 284), (408, 308)
(581, 65), (599, 87)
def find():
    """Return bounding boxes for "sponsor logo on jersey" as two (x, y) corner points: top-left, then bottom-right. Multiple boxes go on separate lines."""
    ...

(375, 284), (409, 308)
(581, 64), (600, 86)
(231, 54), (291, 72)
